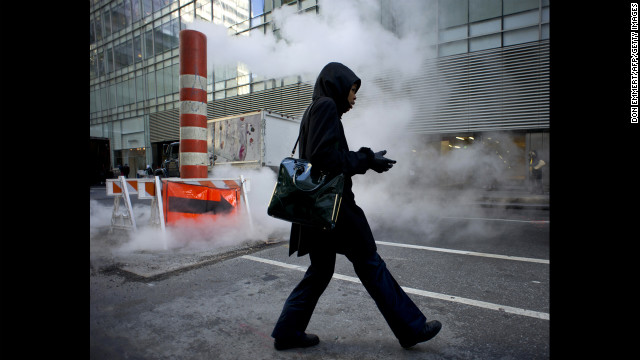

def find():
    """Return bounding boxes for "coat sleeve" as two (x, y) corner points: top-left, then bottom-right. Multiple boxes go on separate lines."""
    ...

(305, 98), (373, 176)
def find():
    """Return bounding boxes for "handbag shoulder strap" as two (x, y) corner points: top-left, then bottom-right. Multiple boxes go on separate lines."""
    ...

(290, 134), (300, 158)
(291, 100), (316, 157)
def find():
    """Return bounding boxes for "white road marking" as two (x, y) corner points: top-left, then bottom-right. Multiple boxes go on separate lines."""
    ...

(241, 255), (549, 321)
(439, 216), (549, 224)
(375, 241), (549, 264)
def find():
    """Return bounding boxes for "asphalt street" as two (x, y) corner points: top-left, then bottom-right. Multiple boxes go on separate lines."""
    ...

(90, 185), (549, 359)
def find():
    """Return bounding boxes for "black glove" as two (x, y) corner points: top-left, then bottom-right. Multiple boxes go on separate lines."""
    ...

(370, 150), (396, 173)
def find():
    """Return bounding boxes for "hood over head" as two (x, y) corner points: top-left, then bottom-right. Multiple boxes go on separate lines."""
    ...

(312, 62), (361, 115)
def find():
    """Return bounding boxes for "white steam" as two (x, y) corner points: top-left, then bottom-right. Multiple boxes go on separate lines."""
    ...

(187, 0), (429, 82)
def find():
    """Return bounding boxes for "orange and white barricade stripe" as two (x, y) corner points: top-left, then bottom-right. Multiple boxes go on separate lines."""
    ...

(106, 177), (138, 196)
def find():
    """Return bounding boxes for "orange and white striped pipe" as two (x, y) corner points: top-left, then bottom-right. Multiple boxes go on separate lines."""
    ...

(179, 29), (208, 179)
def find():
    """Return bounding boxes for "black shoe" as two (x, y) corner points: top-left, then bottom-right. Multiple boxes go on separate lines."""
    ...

(274, 332), (320, 351)
(400, 320), (442, 349)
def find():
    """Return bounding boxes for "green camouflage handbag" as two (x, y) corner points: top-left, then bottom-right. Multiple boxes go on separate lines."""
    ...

(267, 136), (344, 230)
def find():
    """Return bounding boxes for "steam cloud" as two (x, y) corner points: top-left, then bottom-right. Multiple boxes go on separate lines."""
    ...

(188, 0), (430, 83)
(91, 0), (526, 254)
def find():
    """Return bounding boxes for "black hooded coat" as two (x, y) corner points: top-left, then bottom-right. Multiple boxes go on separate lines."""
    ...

(288, 62), (377, 257)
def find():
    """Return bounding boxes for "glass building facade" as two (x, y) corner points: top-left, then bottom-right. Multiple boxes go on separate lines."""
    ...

(90, 0), (549, 190)
(436, 0), (549, 56)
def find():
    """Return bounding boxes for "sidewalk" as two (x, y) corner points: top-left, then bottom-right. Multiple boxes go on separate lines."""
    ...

(89, 225), (288, 281)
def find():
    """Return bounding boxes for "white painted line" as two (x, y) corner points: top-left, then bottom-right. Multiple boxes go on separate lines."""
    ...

(402, 286), (549, 320)
(242, 255), (307, 272)
(375, 241), (549, 264)
(241, 255), (549, 321)
(440, 216), (549, 224)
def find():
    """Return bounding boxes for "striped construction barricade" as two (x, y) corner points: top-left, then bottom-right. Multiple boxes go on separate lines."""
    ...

(137, 177), (166, 231)
(105, 176), (138, 231)
(106, 176), (167, 232)
(106, 176), (252, 232)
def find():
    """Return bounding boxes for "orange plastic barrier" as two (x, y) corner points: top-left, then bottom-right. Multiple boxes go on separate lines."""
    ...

(162, 180), (241, 225)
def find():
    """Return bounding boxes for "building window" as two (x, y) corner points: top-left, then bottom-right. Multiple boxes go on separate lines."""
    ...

(112, 2), (129, 34)
(103, 7), (113, 38)
(153, 18), (180, 55)
(213, 0), (250, 28)
(153, 0), (175, 13)
(503, 9), (539, 30)
(100, 87), (108, 112)
(90, 49), (98, 79)
(469, 18), (500, 37)
(439, 39), (467, 57)
(251, 0), (264, 17)
(541, 23), (549, 40)
(114, 39), (134, 71)
(136, 74), (145, 103)
(469, 0), (501, 22)
(503, 26), (538, 46)
(469, 33), (500, 52)
(106, 47), (114, 74)
(436, 0), (548, 57)
(97, 49), (105, 77)
(94, 14), (103, 42)
(156, 68), (165, 97)
(144, 28), (154, 59)
(132, 0), (143, 22)
(147, 68), (157, 100)
(503, 0), (538, 15)
(439, 0), (468, 29)
(109, 83), (117, 109)
(90, 20), (96, 45)
(196, 0), (213, 22)
(143, 0), (153, 17)
(439, 24), (467, 43)
(133, 34), (143, 63)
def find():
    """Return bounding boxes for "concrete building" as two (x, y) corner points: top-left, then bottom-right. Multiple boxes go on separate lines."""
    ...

(90, 0), (549, 190)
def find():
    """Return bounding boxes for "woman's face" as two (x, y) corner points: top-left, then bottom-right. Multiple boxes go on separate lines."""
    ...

(346, 84), (358, 113)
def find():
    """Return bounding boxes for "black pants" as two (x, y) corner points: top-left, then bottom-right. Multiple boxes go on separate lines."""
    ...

(271, 247), (427, 343)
